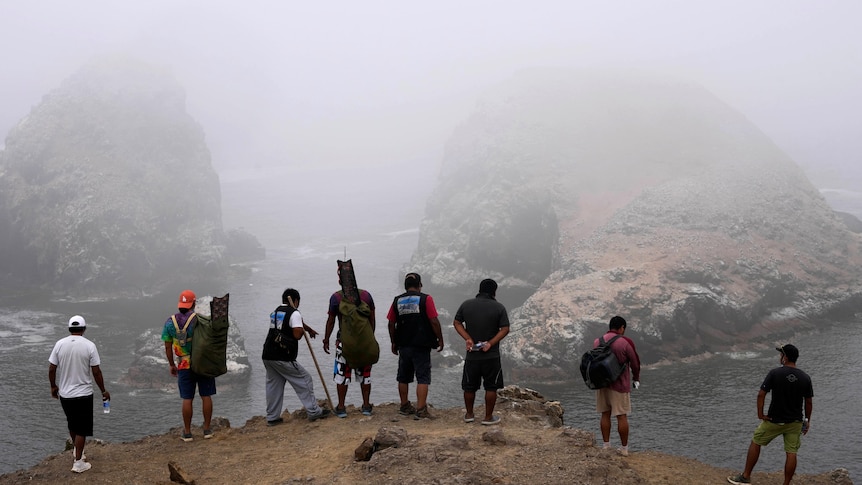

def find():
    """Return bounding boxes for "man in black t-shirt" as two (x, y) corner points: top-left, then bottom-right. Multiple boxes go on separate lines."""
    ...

(453, 279), (510, 426)
(728, 344), (814, 485)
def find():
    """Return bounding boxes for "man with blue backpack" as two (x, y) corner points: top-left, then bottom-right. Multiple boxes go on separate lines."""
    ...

(592, 315), (641, 456)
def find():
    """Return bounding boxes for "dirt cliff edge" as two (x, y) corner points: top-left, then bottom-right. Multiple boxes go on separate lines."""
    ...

(0, 387), (851, 485)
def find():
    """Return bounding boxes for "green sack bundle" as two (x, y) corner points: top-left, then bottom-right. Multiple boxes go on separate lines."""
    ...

(191, 294), (230, 378)
(338, 298), (380, 368)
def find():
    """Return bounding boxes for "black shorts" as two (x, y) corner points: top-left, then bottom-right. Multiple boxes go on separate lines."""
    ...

(461, 358), (504, 392)
(60, 394), (94, 437)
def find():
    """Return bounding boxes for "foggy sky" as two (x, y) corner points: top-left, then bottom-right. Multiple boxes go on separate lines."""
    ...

(1, 1), (860, 188)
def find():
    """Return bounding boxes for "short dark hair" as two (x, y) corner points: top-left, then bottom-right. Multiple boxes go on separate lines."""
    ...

(777, 344), (799, 363)
(282, 288), (300, 305)
(479, 278), (498, 296)
(609, 315), (627, 330)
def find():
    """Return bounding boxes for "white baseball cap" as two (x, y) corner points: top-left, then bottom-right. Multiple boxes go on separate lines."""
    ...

(68, 315), (87, 328)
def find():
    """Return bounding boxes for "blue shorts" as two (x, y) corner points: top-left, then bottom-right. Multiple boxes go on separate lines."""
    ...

(396, 346), (432, 385)
(177, 369), (217, 399)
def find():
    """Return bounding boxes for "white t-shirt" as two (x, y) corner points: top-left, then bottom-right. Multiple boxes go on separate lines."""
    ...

(48, 334), (101, 398)
(288, 310), (303, 330)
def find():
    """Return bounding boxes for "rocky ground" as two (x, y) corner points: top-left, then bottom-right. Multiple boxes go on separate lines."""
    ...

(0, 387), (852, 485)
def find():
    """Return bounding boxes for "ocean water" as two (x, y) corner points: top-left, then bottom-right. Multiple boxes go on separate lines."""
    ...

(0, 168), (860, 480)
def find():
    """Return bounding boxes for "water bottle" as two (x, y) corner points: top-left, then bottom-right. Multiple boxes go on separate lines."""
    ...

(103, 398), (110, 414)
(801, 417), (808, 433)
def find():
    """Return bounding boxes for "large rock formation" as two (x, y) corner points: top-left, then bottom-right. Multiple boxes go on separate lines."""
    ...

(410, 69), (862, 378)
(0, 57), (261, 297)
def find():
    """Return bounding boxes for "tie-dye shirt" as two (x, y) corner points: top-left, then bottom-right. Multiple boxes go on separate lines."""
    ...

(161, 312), (196, 370)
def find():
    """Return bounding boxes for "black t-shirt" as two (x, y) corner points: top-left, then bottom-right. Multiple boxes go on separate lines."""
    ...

(454, 294), (509, 361)
(761, 365), (813, 423)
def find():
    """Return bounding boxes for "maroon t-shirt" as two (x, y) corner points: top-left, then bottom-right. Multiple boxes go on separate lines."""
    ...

(594, 331), (641, 393)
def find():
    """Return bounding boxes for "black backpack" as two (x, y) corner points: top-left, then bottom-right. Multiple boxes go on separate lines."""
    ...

(580, 335), (628, 390)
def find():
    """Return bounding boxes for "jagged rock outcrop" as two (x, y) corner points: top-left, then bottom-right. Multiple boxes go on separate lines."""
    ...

(0, 56), (262, 298)
(410, 69), (862, 378)
(119, 295), (251, 389)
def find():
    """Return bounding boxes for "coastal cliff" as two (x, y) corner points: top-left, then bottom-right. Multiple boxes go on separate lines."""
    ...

(409, 69), (862, 376)
(0, 57), (262, 299)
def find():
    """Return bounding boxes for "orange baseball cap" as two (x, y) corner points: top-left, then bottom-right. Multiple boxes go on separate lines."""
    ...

(178, 290), (196, 309)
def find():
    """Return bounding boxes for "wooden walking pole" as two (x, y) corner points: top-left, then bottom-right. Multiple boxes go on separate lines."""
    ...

(303, 330), (334, 411)
(289, 294), (334, 411)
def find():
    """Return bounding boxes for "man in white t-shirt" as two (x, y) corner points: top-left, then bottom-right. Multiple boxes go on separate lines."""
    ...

(48, 315), (110, 474)
(262, 288), (330, 425)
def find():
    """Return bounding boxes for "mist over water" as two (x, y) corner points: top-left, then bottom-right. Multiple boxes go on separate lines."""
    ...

(1, 3), (861, 481)
(1, 168), (860, 480)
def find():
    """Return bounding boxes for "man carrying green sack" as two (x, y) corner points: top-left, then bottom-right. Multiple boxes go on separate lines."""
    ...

(162, 289), (215, 442)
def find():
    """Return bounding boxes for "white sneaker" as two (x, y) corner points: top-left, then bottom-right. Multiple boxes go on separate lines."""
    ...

(71, 459), (91, 473)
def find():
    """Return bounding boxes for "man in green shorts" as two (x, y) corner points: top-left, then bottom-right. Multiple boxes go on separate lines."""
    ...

(728, 344), (813, 485)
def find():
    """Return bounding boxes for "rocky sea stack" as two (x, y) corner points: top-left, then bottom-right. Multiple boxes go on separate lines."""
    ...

(0, 57), (262, 298)
(410, 69), (862, 378)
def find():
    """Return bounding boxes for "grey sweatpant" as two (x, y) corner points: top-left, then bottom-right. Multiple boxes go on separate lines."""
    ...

(263, 359), (323, 421)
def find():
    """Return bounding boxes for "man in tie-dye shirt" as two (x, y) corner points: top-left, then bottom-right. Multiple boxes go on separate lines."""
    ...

(162, 289), (215, 442)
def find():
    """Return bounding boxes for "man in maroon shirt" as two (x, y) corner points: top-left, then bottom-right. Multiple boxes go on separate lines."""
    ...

(594, 315), (641, 456)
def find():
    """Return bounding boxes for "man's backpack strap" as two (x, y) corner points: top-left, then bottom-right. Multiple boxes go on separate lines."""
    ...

(275, 306), (297, 339)
(172, 312), (196, 336)
(599, 335), (622, 347)
(600, 335), (626, 366)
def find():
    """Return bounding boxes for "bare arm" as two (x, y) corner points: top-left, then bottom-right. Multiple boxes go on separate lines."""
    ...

(757, 389), (769, 420)
(323, 314), (335, 354)
(429, 316), (444, 352)
(91, 365), (110, 401)
(388, 319), (398, 355)
(302, 322), (319, 339)
(164, 341), (177, 376)
(481, 326), (510, 352)
(48, 363), (59, 399)
(293, 321), (319, 340)
(453, 319), (474, 351)
(803, 397), (813, 434)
